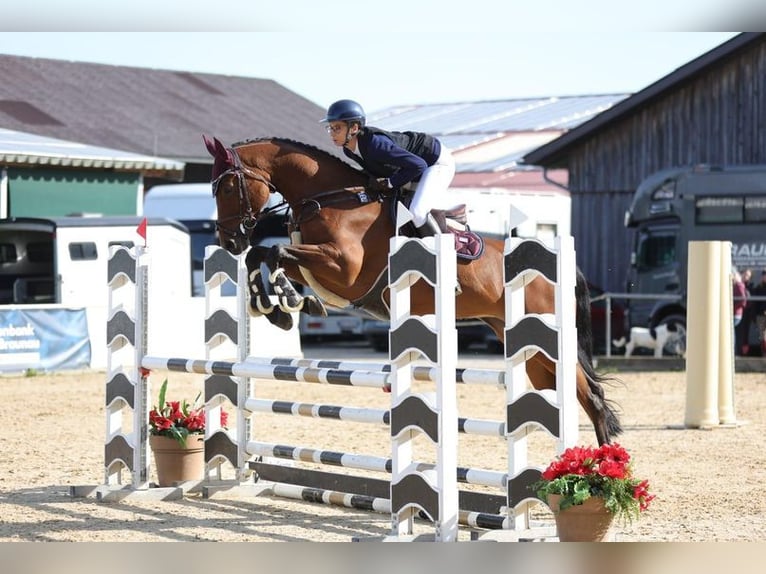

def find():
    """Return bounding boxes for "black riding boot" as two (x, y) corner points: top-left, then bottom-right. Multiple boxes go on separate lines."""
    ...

(414, 217), (462, 296)
(414, 217), (442, 238)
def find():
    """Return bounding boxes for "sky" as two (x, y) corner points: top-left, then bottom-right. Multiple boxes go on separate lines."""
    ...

(0, 0), (759, 115)
(0, 31), (743, 114)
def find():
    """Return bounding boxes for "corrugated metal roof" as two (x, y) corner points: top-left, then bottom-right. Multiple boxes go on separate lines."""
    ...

(369, 95), (629, 141)
(0, 128), (185, 178)
(368, 95), (628, 175)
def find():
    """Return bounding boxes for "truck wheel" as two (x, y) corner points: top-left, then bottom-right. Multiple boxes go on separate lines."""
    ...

(657, 315), (686, 357)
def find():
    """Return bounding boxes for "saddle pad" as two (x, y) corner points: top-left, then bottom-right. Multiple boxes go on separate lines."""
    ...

(453, 229), (484, 260)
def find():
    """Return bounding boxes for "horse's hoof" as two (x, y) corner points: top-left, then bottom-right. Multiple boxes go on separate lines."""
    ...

(272, 311), (294, 331)
(260, 309), (293, 331)
(304, 296), (328, 317)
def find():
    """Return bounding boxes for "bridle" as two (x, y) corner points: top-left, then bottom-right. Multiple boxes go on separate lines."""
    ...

(211, 144), (386, 240)
(211, 147), (287, 243)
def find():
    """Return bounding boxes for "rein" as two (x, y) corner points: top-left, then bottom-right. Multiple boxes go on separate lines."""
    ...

(291, 186), (384, 226)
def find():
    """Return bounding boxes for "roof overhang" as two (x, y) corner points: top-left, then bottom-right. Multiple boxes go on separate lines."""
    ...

(452, 168), (568, 193)
(0, 128), (185, 180)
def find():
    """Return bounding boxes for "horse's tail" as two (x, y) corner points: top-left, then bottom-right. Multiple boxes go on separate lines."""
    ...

(575, 268), (595, 360)
(574, 268), (623, 441)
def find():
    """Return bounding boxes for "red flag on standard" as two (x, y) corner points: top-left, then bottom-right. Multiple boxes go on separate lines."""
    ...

(136, 217), (147, 245)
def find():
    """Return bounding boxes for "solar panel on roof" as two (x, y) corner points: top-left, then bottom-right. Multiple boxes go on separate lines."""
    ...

(368, 95), (628, 135)
(366, 95), (629, 175)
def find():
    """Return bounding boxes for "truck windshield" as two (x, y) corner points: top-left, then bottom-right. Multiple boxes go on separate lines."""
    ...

(636, 232), (676, 270)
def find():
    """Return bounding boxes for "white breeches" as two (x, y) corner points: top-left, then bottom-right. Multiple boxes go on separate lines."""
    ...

(408, 145), (457, 227)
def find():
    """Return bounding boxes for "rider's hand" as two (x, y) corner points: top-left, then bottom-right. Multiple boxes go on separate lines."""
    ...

(367, 177), (392, 192)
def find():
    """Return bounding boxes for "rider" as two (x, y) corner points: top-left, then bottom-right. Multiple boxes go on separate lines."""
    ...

(320, 99), (457, 238)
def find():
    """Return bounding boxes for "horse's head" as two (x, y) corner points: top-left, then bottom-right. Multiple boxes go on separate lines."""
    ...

(203, 135), (276, 254)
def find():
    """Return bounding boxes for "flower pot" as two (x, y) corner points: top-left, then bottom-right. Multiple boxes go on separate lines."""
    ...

(547, 494), (614, 542)
(149, 434), (205, 487)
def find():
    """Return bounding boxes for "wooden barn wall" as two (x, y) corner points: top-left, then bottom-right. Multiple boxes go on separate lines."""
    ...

(567, 38), (766, 295)
(572, 191), (634, 296)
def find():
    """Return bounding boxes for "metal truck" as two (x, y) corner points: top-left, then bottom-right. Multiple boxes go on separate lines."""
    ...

(624, 164), (766, 350)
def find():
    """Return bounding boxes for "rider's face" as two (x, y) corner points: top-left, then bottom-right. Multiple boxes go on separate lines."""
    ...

(326, 121), (348, 146)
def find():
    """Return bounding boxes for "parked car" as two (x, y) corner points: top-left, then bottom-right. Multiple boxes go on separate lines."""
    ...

(362, 284), (625, 356)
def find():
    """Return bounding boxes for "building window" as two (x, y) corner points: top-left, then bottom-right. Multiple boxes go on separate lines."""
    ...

(69, 242), (98, 261)
(695, 197), (743, 224)
(744, 197), (766, 223)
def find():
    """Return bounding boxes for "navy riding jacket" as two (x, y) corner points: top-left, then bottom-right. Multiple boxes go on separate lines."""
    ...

(342, 126), (441, 189)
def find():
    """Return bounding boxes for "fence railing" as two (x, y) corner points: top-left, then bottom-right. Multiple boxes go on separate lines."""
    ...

(590, 292), (766, 358)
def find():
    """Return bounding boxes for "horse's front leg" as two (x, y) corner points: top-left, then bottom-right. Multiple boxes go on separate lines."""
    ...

(244, 246), (295, 330)
(265, 245), (327, 318)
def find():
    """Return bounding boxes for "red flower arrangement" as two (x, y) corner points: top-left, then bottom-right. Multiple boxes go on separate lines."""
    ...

(533, 443), (655, 524)
(148, 379), (228, 446)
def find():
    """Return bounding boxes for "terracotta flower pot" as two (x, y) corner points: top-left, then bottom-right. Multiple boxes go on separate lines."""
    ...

(547, 494), (615, 542)
(149, 434), (205, 487)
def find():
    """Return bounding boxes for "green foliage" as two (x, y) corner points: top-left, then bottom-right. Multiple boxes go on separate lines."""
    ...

(148, 379), (223, 447)
(532, 443), (654, 525)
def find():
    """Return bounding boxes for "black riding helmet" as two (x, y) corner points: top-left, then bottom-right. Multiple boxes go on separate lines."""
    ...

(320, 99), (366, 126)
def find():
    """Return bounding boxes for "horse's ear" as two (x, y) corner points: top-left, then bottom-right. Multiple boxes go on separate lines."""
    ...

(213, 137), (228, 159)
(202, 134), (229, 160)
(202, 134), (218, 157)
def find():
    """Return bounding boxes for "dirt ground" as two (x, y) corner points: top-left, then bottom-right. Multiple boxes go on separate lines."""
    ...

(1, 350), (764, 542)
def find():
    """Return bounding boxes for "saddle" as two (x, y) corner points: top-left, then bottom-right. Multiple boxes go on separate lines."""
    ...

(390, 194), (484, 260)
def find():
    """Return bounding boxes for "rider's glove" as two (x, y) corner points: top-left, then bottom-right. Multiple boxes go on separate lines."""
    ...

(367, 177), (393, 193)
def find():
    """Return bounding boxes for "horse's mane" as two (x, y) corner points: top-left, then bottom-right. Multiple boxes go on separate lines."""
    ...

(232, 137), (355, 173)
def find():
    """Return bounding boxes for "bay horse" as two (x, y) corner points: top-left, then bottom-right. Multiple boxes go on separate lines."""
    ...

(202, 135), (622, 445)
